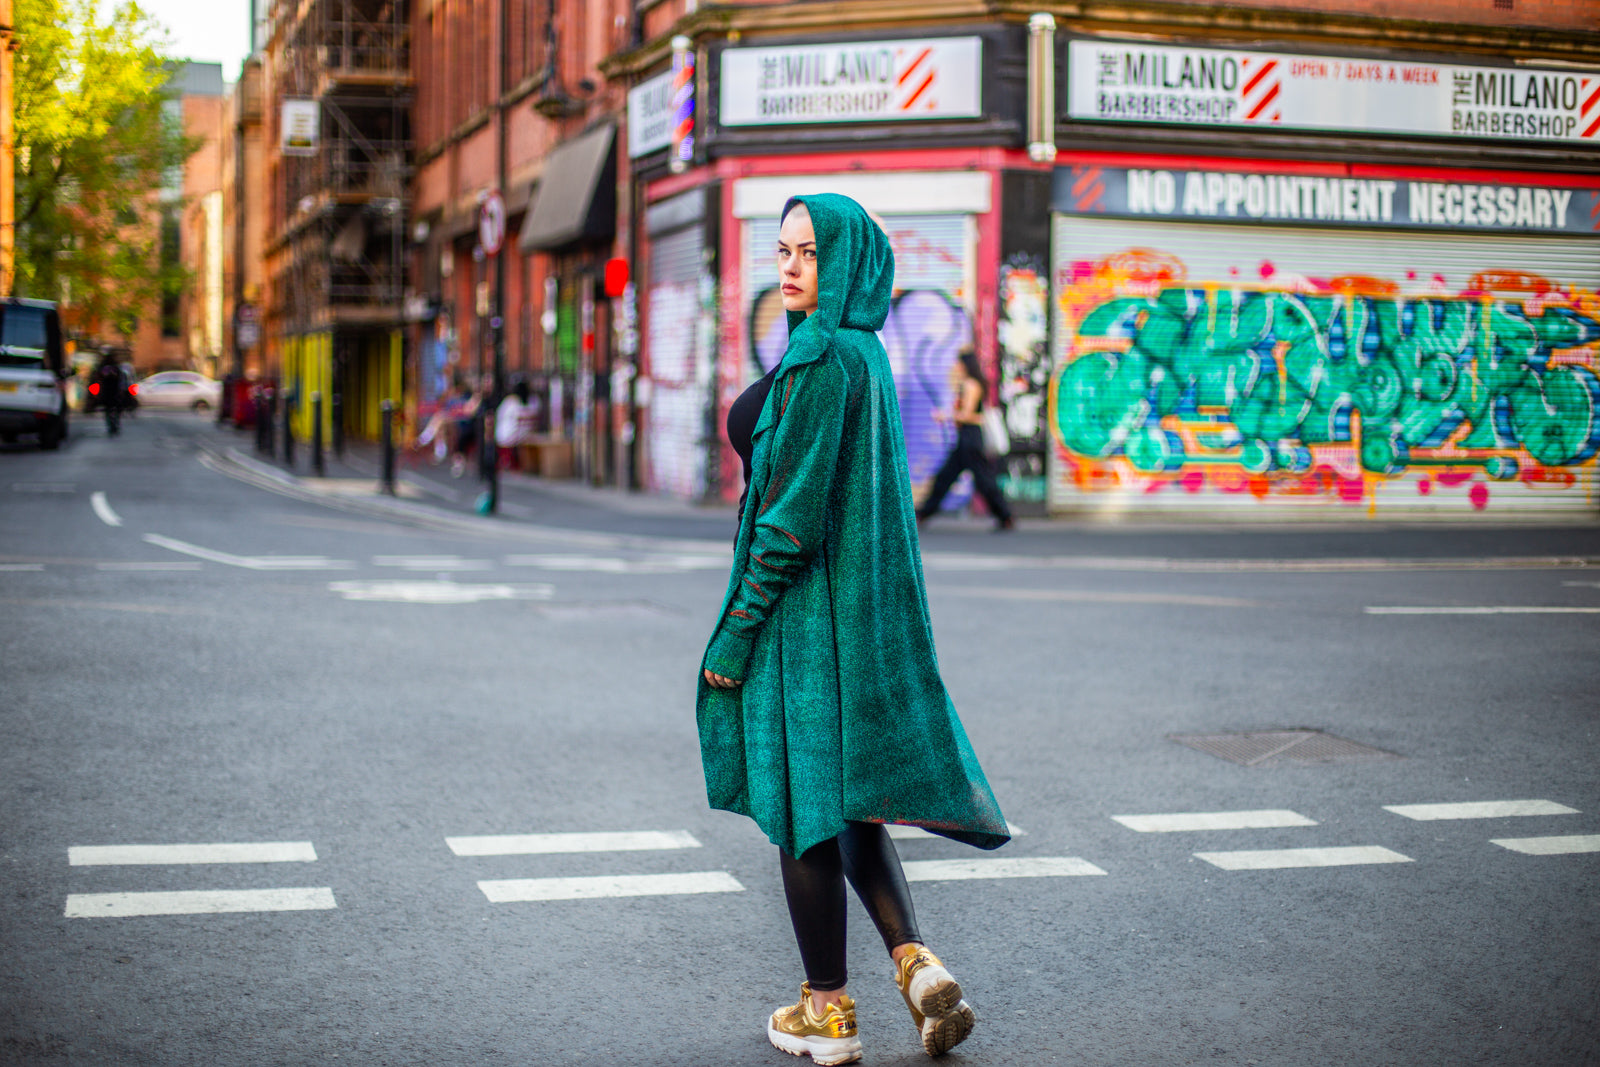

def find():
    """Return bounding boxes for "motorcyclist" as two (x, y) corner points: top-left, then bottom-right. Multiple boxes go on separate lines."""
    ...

(94, 348), (126, 435)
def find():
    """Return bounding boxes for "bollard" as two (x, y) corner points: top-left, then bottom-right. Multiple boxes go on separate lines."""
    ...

(311, 392), (325, 476)
(480, 407), (498, 515)
(380, 399), (396, 496)
(282, 389), (295, 468)
(331, 392), (344, 458)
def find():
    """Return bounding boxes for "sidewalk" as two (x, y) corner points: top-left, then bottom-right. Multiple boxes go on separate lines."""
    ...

(200, 421), (1600, 564)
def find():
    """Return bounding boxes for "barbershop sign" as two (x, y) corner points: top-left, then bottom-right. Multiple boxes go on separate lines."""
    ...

(1068, 41), (1600, 143)
(1053, 165), (1600, 235)
(720, 37), (982, 127)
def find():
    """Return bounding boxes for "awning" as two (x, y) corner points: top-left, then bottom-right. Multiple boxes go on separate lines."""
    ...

(518, 123), (617, 253)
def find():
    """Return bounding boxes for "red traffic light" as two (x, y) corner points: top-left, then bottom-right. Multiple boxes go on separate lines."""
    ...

(604, 258), (629, 298)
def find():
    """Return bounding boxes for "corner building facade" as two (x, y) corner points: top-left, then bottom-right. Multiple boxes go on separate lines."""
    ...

(612, 0), (1600, 518)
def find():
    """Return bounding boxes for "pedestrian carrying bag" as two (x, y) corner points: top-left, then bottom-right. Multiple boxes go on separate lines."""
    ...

(979, 406), (1009, 458)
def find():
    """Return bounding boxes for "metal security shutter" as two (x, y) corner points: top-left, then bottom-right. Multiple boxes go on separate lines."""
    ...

(743, 213), (979, 508)
(646, 225), (711, 498)
(1050, 215), (1600, 516)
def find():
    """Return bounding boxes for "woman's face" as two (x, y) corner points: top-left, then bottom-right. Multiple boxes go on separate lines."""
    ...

(777, 205), (819, 317)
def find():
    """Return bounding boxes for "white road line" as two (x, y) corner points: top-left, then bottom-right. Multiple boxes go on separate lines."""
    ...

(446, 831), (700, 856)
(372, 556), (494, 571)
(96, 561), (205, 571)
(502, 554), (730, 574)
(90, 492), (123, 527)
(885, 822), (1027, 841)
(69, 842), (317, 866)
(935, 587), (1259, 608)
(1490, 835), (1600, 856)
(65, 887), (336, 918)
(1561, 581), (1600, 589)
(143, 533), (353, 571)
(328, 579), (554, 603)
(0, 563), (45, 571)
(478, 872), (744, 903)
(1194, 846), (1413, 870)
(1384, 800), (1579, 821)
(902, 857), (1106, 881)
(1111, 810), (1317, 833)
(1366, 606), (1600, 615)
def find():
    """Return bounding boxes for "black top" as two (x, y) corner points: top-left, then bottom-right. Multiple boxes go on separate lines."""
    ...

(728, 366), (779, 514)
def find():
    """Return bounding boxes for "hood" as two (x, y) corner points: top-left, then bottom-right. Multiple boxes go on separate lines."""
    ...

(779, 193), (895, 371)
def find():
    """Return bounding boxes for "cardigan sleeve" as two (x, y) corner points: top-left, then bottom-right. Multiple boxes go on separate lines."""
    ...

(703, 359), (849, 681)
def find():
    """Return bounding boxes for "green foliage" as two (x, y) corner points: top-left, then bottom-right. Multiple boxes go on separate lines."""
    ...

(13, 0), (200, 338)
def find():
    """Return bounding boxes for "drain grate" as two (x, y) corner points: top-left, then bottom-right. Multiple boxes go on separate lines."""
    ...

(1168, 729), (1401, 767)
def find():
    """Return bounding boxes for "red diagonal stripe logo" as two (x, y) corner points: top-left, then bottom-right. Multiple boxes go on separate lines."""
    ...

(901, 71), (935, 110)
(1076, 180), (1106, 212)
(897, 48), (933, 88)
(1583, 84), (1600, 114)
(1242, 61), (1278, 99)
(1247, 82), (1281, 121)
(1584, 114), (1600, 138)
(1073, 167), (1102, 197)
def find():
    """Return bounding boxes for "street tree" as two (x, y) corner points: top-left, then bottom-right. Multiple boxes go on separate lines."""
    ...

(13, 0), (198, 340)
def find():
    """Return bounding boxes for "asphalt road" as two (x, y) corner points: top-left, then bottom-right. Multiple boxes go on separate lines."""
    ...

(2, 411), (1597, 1067)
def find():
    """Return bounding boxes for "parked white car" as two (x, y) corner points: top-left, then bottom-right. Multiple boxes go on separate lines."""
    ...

(137, 371), (222, 411)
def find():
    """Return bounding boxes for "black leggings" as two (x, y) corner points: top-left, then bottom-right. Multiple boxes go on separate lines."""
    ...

(918, 424), (1013, 523)
(780, 822), (921, 991)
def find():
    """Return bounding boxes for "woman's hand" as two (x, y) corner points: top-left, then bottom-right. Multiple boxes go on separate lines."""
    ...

(703, 669), (742, 689)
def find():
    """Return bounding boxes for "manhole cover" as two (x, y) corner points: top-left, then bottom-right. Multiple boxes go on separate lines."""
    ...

(1168, 729), (1401, 767)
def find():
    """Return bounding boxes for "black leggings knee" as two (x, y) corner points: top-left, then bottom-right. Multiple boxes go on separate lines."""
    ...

(779, 821), (921, 991)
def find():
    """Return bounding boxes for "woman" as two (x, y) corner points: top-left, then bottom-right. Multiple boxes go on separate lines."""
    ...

(916, 349), (1015, 531)
(699, 194), (1009, 1065)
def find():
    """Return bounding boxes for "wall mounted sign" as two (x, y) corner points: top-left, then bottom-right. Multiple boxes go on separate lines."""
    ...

(1067, 41), (1600, 144)
(627, 70), (676, 158)
(280, 99), (319, 157)
(1053, 164), (1600, 235)
(720, 37), (982, 126)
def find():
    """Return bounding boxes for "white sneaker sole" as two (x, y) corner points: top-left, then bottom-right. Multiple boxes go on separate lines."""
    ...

(920, 999), (977, 1057)
(908, 963), (964, 1018)
(767, 1025), (863, 1066)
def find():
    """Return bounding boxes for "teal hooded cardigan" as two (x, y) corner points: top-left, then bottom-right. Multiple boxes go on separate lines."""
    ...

(697, 193), (1009, 859)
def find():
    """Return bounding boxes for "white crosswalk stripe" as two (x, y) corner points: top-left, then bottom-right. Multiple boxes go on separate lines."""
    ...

(1490, 835), (1600, 856)
(477, 872), (744, 902)
(69, 842), (317, 865)
(1112, 810), (1316, 833)
(903, 857), (1107, 881)
(446, 831), (700, 856)
(1195, 846), (1413, 870)
(372, 556), (494, 571)
(65, 888), (337, 918)
(886, 822), (1027, 841)
(1383, 800), (1579, 820)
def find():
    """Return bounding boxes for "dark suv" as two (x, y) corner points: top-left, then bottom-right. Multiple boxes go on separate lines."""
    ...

(0, 299), (69, 449)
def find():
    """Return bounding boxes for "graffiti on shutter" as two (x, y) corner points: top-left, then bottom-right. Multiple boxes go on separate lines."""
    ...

(1051, 217), (1600, 514)
(647, 226), (710, 498)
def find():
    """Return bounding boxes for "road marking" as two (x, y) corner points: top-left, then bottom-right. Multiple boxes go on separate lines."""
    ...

(372, 555), (494, 572)
(144, 533), (353, 571)
(65, 887), (336, 918)
(1561, 581), (1600, 589)
(1384, 800), (1579, 821)
(1366, 606), (1600, 615)
(902, 857), (1106, 881)
(0, 596), (210, 615)
(327, 579), (554, 603)
(935, 587), (1258, 608)
(1194, 846), (1413, 870)
(1112, 810), (1317, 833)
(447, 831), (701, 856)
(89, 492), (122, 527)
(1490, 835), (1600, 856)
(478, 872), (744, 903)
(69, 842), (317, 866)
(885, 822), (1027, 841)
(921, 553), (1600, 574)
(0, 563), (45, 571)
(503, 554), (730, 574)
(96, 561), (205, 571)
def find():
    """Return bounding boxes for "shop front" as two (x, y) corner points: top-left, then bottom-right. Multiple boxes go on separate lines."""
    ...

(1047, 42), (1600, 517)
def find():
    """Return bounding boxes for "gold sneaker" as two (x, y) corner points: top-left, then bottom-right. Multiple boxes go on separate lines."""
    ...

(894, 947), (977, 1057)
(767, 982), (863, 1066)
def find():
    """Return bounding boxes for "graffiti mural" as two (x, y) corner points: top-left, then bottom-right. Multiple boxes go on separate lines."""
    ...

(1053, 237), (1600, 511)
(997, 256), (1051, 504)
(744, 214), (976, 509)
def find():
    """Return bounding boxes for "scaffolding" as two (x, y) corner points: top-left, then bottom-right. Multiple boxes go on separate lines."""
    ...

(267, 0), (410, 438)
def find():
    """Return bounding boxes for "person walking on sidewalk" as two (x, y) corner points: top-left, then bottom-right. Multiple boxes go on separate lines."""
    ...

(916, 349), (1015, 531)
(699, 193), (1010, 1066)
